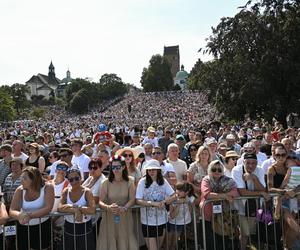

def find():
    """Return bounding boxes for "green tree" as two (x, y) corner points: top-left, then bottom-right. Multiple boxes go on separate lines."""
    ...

(69, 89), (89, 114)
(30, 107), (46, 119)
(0, 88), (16, 121)
(191, 0), (300, 125)
(98, 73), (127, 99)
(141, 54), (174, 92)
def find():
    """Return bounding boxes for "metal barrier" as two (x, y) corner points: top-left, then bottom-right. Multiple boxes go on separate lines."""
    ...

(0, 202), (199, 250)
(201, 194), (300, 250)
(1, 195), (299, 250)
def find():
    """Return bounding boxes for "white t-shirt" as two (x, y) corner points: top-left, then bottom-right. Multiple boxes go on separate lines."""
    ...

(261, 157), (275, 175)
(136, 177), (174, 225)
(72, 154), (90, 176)
(49, 160), (62, 177)
(232, 164), (265, 215)
(166, 159), (187, 182)
(142, 137), (158, 147)
(12, 152), (28, 163)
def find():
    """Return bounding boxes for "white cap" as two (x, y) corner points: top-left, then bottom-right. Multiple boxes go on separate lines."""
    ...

(144, 159), (162, 170)
(226, 134), (235, 140)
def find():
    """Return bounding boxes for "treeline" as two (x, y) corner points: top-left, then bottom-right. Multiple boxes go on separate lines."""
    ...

(66, 73), (128, 114)
(188, 0), (300, 126)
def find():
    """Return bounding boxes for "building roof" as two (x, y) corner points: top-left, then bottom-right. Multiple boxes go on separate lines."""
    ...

(26, 74), (60, 86)
(164, 45), (179, 55)
(175, 65), (188, 80)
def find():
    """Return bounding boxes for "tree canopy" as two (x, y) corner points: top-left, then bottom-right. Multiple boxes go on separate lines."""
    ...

(141, 54), (174, 92)
(189, 0), (300, 125)
(0, 88), (16, 121)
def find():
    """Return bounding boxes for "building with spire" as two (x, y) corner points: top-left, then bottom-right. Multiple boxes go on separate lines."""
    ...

(25, 61), (62, 100)
(57, 69), (73, 97)
(174, 65), (189, 90)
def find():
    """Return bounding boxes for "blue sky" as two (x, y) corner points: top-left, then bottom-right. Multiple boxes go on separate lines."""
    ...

(0, 0), (246, 87)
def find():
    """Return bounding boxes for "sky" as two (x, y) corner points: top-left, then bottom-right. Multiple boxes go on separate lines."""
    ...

(0, 0), (246, 87)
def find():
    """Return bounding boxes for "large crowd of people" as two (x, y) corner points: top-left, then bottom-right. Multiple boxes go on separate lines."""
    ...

(0, 91), (299, 250)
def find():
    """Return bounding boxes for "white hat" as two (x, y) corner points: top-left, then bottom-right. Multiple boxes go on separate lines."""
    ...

(206, 138), (217, 145)
(226, 134), (236, 140)
(115, 147), (139, 159)
(134, 146), (146, 157)
(144, 159), (162, 170)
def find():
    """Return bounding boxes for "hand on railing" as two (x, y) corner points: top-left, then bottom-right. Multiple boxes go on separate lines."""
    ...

(260, 192), (271, 201)
(18, 211), (31, 225)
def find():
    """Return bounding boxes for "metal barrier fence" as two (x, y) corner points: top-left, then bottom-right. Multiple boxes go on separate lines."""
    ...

(1, 196), (299, 250)
(201, 194), (300, 250)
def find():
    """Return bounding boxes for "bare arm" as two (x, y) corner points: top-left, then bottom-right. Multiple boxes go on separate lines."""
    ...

(38, 157), (46, 173)
(57, 189), (77, 214)
(79, 189), (96, 215)
(0, 202), (9, 225)
(267, 168), (286, 194)
(9, 187), (23, 220)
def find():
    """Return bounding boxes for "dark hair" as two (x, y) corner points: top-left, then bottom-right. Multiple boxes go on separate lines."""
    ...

(50, 151), (59, 159)
(89, 158), (102, 169)
(22, 166), (45, 191)
(108, 160), (129, 182)
(71, 139), (83, 147)
(176, 182), (194, 197)
(59, 148), (73, 156)
(145, 169), (164, 188)
(99, 149), (109, 155)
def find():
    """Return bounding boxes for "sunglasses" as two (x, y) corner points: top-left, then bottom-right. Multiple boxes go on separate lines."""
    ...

(152, 152), (161, 155)
(230, 157), (238, 161)
(111, 165), (122, 171)
(88, 166), (99, 171)
(123, 154), (133, 158)
(275, 153), (287, 158)
(56, 165), (68, 171)
(68, 176), (80, 183)
(211, 168), (222, 173)
(190, 148), (198, 152)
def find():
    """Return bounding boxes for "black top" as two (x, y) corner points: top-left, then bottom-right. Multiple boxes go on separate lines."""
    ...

(272, 166), (285, 188)
(25, 156), (40, 169)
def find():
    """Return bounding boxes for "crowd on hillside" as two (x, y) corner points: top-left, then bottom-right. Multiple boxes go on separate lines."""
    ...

(0, 92), (299, 249)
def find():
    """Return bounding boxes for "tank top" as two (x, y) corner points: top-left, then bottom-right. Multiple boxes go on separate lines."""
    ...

(65, 188), (91, 223)
(22, 186), (48, 225)
(272, 166), (285, 188)
(287, 166), (300, 189)
(52, 180), (68, 212)
(25, 156), (40, 169)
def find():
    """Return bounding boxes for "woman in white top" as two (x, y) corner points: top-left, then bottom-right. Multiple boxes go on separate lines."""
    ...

(49, 162), (69, 212)
(83, 158), (106, 234)
(58, 168), (96, 250)
(136, 159), (176, 250)
(10, 166), (54, 250)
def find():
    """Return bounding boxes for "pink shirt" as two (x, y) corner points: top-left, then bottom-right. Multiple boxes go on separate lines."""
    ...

(200, 178), (238, 221)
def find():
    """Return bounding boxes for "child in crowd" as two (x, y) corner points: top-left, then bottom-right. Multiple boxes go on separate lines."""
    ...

(167, 182), (195, 250)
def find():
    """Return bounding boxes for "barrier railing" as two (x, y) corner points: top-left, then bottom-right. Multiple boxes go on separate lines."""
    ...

(1, 195), (299, 250)
(201, 193), (300, 250)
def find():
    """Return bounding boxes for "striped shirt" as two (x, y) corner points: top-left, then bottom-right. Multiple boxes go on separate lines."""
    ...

(287, 166), (300, 189)
(0, 159), (11, 187)
(3, 174), (22, 206)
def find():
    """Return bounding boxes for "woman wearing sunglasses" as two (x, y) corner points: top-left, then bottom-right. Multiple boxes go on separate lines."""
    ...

(224, 151), (239, 178)
(98, 155), (138, 250)
(116, 147), (141, 186)
(200, 160), (238, 250)
(58, 168), (96, 250)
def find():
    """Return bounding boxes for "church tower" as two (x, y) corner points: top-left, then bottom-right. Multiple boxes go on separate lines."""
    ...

(163, 45), (180, 78)
(48, 61), (56, 80)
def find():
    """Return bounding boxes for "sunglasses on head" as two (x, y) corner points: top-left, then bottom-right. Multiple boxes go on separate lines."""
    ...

(123, 154), (133, 158)
(88, 165), (99, 171)
(68, 176), (80, 183)
(56, 165), (68, 171)
(211, 168), (222, 173)
(111, 165), (122, 171)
